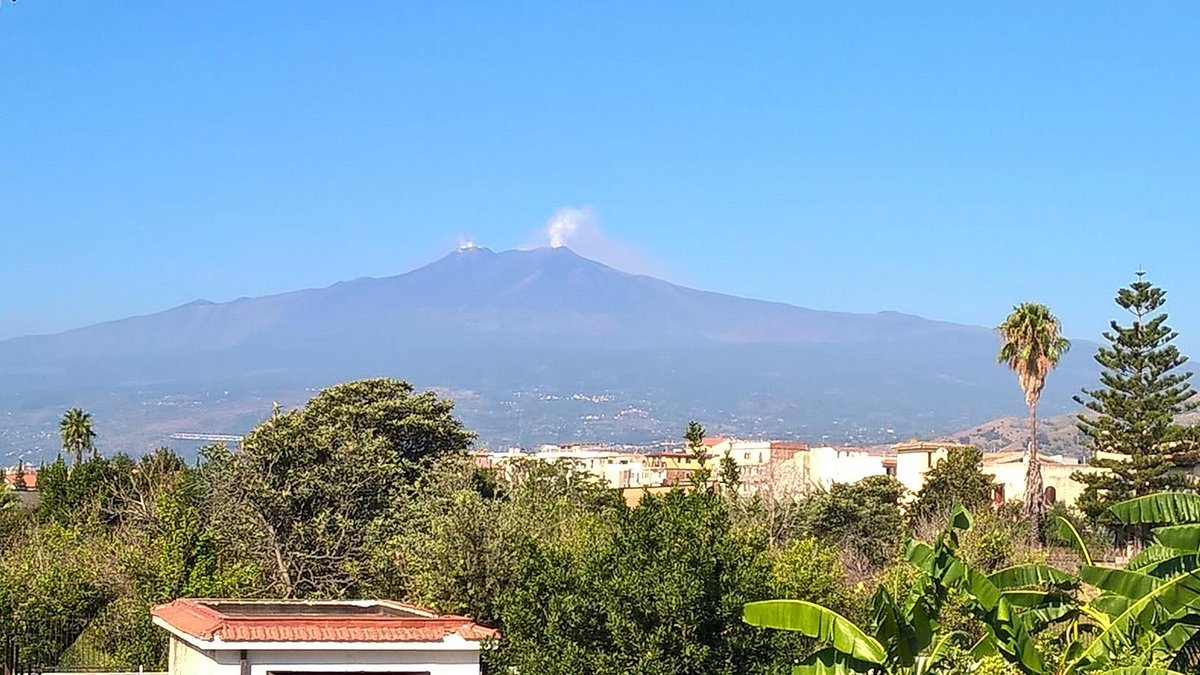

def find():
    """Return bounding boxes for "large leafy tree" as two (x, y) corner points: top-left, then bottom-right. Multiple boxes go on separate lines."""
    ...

(205, 378), (474, 598)
(490, 485), (774, 674)
(378, 456), (619, 628)
(801, 475), (907, 566)
(997, 303), (1071, 538)
(1073, 274), (1200, 519)
(59, 407), (96, 466)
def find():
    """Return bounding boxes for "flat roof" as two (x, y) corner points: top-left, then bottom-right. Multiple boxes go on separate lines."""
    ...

(199, 600), (427, 619)
(152, 598), (497, 645)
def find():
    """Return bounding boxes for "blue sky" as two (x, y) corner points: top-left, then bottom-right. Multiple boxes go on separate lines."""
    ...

(2, 2), (1198, 352)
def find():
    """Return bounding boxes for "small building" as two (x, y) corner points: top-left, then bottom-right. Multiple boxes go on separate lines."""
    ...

(152, 599), (496, 675)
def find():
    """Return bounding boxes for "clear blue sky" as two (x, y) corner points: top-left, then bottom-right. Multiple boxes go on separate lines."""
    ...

(2, 2), (1198, 352)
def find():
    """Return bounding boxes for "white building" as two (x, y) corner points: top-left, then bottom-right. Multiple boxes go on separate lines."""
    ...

(152, 599), (495, 675)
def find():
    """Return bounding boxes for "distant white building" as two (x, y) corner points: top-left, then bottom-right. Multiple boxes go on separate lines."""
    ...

(152, 599), (495, 675)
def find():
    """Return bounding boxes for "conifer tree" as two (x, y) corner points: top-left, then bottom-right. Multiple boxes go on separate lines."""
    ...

(718, 448), (741, 495)
(1072, 273), (1200, 518)
(684, 420), (712, 486)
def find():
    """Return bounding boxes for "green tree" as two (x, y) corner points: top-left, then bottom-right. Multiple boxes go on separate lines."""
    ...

(205, 378), (474, 597)
(89, 460), (263, 670)
(59, 407), (96, 466)
(37, 455), (119, 527)
(377, 455), (618, 627)
(490, 486), (774, 674)
(769, 537), (857, 618)
(802, 475), (907, 566)
(908, 446), (994, 527)
(0, 525), (113, 668)
(684, 420), (711, 485)
(997, 303), (1071, 540)
(1073, 274), (1200, 519)
(719, 448), (741, 495)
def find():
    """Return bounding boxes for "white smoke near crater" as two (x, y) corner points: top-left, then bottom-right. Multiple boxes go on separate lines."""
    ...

(544, 206), (589, 248)
(525, 205), (670, 278)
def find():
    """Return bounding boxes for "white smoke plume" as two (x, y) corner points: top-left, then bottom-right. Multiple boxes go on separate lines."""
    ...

(544, 206), (589, 248)
(526, 205), (669, 278)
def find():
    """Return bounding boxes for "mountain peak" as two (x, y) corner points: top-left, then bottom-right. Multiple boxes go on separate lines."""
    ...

(455, 241), (492, 253)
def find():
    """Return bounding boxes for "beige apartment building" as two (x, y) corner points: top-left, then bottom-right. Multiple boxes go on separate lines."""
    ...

(894, 441), (1102, 506)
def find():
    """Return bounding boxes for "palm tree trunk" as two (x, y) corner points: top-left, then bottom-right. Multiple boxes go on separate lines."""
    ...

(1024, 400), (1045, 545)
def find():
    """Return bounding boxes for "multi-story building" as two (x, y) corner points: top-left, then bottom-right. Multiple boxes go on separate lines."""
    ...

(893, 440), (1103, 507)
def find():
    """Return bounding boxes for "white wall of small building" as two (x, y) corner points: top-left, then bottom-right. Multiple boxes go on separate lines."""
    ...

(166, 635), (482, 675)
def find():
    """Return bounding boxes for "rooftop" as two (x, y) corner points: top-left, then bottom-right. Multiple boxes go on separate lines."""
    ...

(151, 598), (497, 645)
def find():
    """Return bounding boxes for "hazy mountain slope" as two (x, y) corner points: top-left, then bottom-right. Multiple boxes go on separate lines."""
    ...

(0, 247), (1099, 456)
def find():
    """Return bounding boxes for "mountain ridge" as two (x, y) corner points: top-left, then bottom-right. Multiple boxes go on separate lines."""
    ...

(0, 247), (1098, 457)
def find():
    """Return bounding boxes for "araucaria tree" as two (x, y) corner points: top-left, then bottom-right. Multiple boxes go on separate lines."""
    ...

(1073, 273), (1200, 518)
(997, 303), (1070, 537)
(59, 407), (96, 466)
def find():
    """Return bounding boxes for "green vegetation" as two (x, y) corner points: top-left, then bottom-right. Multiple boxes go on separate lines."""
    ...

(1073, 275), (1200, 520)
(997, 302), (1071, 539)
(749, 495), (1200, 673)
(908, 446), (994, 528)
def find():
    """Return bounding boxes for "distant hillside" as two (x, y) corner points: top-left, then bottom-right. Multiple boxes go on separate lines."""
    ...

(942, 412), (1085, 457)
(0, 246), (1101, 458)
(945, 404), (1200, 458)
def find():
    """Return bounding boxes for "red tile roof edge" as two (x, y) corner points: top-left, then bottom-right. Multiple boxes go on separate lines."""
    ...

(151, 599), (498, 644)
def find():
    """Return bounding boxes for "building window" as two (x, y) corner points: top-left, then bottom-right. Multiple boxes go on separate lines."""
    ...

(1044, 486), (1057, 505)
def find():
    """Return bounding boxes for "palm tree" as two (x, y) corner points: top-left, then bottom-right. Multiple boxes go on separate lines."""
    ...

(59, 407), (96, 466)
(997, 303), (1070, 540)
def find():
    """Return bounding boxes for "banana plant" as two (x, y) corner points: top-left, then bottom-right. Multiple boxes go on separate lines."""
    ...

(1065, 492), (1200, 673)
(742, 595), (964, 674)
(744, 507), (978, 673)
(746, 502), (1200, 674)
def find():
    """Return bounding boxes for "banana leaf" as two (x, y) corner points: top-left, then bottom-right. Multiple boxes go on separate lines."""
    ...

(1069, 570), (1200, 670)
(912, 631), (966, 675)
(1140, 554), (1200, 580)
(1129, 544), (1188, 572)
(1153, 523), (1200, 551)
(791, 648), (878, 675)
(1088, 593), (1132, 619)
(989, 563), (1073, 590)
(1108, 493), (1200, 525)
(744, 600), (887, 664)
(1144, 622), (1200, 668)
(1169, 622), (1200, 672)
(1079, 565), (1161, 600)
(1055, 515), (1094, 566)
